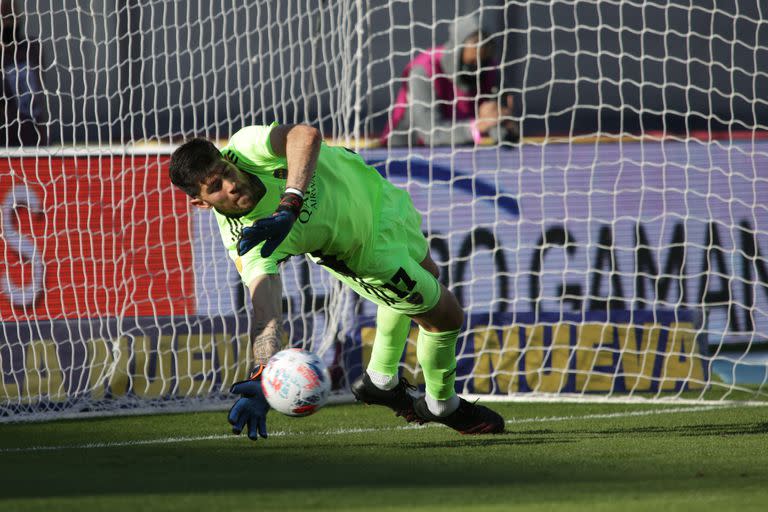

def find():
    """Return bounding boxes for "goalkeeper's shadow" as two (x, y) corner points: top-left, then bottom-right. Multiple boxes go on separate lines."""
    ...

(319, 434), (575, 450)
(554, 421), (768, 437)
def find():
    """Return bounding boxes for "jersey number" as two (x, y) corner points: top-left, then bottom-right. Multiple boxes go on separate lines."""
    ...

(383, 267), (417, 299)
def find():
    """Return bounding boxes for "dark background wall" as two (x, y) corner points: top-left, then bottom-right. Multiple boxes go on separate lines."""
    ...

(505, 0), (768, 135)
(11, 0), (767, 144)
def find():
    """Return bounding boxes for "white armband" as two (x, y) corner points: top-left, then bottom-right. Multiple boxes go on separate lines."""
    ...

(284, 187), (304, 198)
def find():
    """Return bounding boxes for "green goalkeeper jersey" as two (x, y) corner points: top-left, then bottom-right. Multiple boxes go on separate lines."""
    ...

(214, 123), (396, 285)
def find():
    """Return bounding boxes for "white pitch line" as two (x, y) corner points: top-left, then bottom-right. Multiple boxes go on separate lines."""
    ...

(1, 403), (753, 454)
(0, 434), (234, 453)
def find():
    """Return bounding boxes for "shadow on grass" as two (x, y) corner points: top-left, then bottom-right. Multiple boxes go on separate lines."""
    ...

(0, 432), (579, 499)
(1, 420), (766, 500)
(221, 433), (572, 455)
(396, 434), (573, 450)
(563, 421), (768, 437)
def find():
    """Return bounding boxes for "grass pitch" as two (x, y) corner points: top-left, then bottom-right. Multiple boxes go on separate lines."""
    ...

(0, 401), (766, 511)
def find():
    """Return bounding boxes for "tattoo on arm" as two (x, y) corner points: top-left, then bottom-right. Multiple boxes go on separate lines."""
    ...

(248, 273), (284, 367)
(251, 318), (282, 367)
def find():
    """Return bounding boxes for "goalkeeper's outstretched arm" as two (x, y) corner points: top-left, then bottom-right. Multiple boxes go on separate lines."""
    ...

(248, 273), (284, 365)
(227, 273), (282, 441)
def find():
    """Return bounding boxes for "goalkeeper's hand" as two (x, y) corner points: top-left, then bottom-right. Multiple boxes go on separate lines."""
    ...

(237, 192), (303, 258)
(228, 367), (269, 441)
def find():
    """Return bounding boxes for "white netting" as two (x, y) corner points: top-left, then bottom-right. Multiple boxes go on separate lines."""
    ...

(1, 0), (767, 422)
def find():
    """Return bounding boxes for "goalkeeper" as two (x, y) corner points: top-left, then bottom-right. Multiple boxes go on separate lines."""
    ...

(169, 123), (505, 440)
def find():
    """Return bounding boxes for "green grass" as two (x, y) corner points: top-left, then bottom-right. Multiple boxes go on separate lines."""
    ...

(1, 401), (767, 511)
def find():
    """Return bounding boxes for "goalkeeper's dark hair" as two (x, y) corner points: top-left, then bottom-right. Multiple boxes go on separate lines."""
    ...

(169, 138), (222, 197)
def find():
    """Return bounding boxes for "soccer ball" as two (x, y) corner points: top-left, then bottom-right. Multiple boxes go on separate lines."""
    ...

(261, 348), (331, 417)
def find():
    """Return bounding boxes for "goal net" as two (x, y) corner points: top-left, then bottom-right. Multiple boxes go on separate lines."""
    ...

(1, 0), (767, 421)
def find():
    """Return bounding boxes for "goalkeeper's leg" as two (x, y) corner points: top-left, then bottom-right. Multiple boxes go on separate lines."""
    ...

(411, 283), (505, 434)
(369, 305), (411, 379)
(351, 305), (421, 422)
(337, 181), (504, 433)
(351, 254), (439, 422)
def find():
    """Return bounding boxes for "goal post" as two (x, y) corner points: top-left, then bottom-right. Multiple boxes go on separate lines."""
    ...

(1, 1), (767, 421)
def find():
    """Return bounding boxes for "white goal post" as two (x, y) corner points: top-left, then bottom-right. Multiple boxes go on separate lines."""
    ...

(1, 0), (767, 421)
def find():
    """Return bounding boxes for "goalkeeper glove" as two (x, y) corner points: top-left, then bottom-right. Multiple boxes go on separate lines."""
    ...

(237, 192), (303, 258)
(228, 366), (270, 441)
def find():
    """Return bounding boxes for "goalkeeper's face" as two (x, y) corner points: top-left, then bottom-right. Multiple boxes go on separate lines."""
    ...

(194, 160), (261, 216)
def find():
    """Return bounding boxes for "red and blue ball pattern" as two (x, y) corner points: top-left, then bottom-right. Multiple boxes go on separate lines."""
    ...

(262, 348), (331, 417)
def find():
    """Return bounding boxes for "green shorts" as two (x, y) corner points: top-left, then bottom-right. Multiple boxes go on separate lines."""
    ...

(309, 187), (441, 316)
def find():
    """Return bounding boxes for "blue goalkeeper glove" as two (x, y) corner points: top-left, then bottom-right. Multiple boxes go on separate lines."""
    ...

(237, 192), (303, 258)
(228, 367), (270, 441)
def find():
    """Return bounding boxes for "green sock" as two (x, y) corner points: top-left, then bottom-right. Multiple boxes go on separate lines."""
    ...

(416, 327), (460, 400)
(367, 306), (412, 377)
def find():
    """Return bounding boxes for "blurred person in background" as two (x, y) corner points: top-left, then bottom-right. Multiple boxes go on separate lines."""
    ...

(1, 0), (47, 147)
(380, 14), (519, 147)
